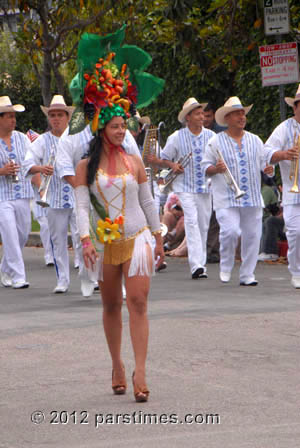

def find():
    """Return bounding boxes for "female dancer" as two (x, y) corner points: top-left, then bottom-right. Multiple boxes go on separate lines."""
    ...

(75, 107), (164, 402)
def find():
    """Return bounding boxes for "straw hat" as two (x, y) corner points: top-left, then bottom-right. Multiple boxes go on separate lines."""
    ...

(0, 96), (25, 113)
(178, 97), (208, 124)
(285, 84), (300, 108)
(215, 97), (253, 127)
(41, 95), (75, 117)
(136, 110), (151, 126)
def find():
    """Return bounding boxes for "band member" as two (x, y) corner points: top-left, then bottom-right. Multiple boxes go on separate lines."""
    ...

(0, 96), (33, 288)
(150, 98), (215, 278)
(265, 84), (300, 289)
(202, 96), (273, 286)
(23, 95), (81, 293)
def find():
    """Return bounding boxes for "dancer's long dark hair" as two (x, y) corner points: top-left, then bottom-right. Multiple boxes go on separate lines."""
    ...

(86, 133), (103, 186)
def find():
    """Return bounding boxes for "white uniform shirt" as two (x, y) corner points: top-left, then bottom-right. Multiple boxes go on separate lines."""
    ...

(201, 131), (266, 210)
(56, 125), (141, 178)
(0, 131), (33, 202)
(161, 127), (215, 193)
(265, 117), (300, 206)
(23, 131), (74, 209)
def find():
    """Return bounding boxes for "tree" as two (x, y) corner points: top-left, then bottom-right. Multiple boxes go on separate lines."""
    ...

(1, 0), (128, 106)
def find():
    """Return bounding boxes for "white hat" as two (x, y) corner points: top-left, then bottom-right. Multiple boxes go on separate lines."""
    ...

(178, 97), (208, 124)
(285, 84), (300, 108)
(0, 96), (25, 113)
(215, 96), (253, 127)
(135, 110), (151, 126)
(41, 95), (75, 117)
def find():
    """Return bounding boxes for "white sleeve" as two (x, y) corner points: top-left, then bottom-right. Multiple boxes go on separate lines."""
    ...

(75, 185), (91, 238)
(22, 135), (45, 177)
(264, 122), (286, 164)
(138, 182), (161, 233)
(56, 132), (77, 178)
(161, 131), (179, 161)
(201, 135), (219, 177)
(123, 130), (141, 158)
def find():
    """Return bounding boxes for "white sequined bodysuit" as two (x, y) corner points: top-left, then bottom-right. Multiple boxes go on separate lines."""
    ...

(90, 169), (148, 238)
(89, 170), (154, 280)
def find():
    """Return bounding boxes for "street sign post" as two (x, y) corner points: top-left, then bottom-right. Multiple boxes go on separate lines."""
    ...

(264, 0), (290, 36)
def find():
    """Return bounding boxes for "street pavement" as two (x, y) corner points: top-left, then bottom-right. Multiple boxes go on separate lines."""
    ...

(1, 247), (300, 448)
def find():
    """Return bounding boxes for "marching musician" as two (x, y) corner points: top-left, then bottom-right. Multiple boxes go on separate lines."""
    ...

(202, 96), (273, 286)
(0, 96), (33, 289)
(148, 98), (215, 279)
(23, 95), (81, 294)
(264, 84), (300, 289)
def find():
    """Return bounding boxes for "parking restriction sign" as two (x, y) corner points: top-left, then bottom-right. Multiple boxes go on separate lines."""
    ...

(264, 0), (290, 36)
(259, 42), (300, 87)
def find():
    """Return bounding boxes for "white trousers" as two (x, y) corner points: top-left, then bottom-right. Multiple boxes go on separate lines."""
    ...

(177, 192), (212, 274)
(216, 207), (262, 282)
(283, 204), (300, 277)
(0, 199), (31, 282)
(69, 210), (82, 266)
(36, 216), (53, 264)
(47, 208), (81, 287)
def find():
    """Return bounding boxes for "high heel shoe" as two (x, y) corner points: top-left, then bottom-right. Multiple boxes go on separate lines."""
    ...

(132, 371), (149, 403)
(112, 364), (127, 395)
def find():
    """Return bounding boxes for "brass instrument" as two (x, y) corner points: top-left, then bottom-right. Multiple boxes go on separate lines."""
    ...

(8, 158), (19, 183)
(142, 124), (159, 197)
(36, 148), (56, 208)
(289, 134), (300, 193)
(216, 148), (245, 200)
(158, 152), (192, 194)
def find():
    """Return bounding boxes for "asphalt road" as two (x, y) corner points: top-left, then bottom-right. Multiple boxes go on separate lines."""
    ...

(1, 247), (300, 448)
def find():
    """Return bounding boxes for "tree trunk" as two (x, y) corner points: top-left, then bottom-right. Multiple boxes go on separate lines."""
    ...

(41, 50), (52, 106)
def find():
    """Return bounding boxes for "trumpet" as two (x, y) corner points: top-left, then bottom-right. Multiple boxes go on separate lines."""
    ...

(216, 148), (245, 199)
(36, 149), (56, 208)
(158, 152), (192, 194)
(289, 134), (300, 193)
(8, 159), (19, 183)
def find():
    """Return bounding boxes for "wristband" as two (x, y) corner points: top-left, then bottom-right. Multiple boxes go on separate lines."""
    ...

(82, 240), (92, 249)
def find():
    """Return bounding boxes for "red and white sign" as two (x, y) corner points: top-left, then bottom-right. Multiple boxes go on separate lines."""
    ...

(259, 42), (299, 87)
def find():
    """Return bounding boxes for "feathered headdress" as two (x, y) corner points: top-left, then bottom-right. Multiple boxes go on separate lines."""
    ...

(69, 25), (165, 134)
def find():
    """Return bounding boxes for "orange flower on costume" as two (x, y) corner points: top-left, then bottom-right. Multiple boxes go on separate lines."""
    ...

(96, 216), (123, 244)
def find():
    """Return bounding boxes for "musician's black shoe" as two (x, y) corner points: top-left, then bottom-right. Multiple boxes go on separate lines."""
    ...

(240, 280), (258, 286)
(191, 267), (204, 279)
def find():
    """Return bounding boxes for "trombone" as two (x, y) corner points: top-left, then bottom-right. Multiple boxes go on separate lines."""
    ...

(289, 133), (300, 193)
(36, 148), (56, 207)
(215, 148), (245, 200)
(158, 152), (192, 194)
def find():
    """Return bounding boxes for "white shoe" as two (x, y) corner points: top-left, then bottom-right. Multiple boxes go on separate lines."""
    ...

(80, 279), (95, 297)
(12, 281), (30, 289)
(220, 272), (231, 283)
(258, 253), (278, 261)
(291, 276), (300, 289)
(53, 285), (68, 293)
(0, 271), (12, 287)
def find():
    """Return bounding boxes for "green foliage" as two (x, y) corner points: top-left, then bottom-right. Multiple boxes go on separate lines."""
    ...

(1, 0), (300, 140)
